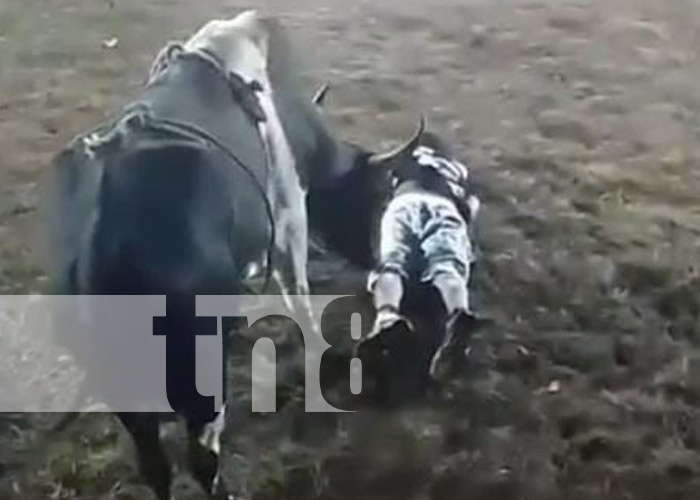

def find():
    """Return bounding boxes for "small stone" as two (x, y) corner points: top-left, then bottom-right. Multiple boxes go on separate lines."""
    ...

(547, 380), (561, 394)
(470, 25), (490, 48)
(102, 37), (119, 49)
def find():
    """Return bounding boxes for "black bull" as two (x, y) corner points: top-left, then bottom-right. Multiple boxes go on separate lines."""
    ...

(46, 35), (384, 500)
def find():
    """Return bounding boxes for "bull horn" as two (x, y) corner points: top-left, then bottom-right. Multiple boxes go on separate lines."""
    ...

(312, 83), (330, 107)
(368, 116), (426, 166)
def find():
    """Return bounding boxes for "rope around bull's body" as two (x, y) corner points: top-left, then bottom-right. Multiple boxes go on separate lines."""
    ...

(144, 114), (276, 295)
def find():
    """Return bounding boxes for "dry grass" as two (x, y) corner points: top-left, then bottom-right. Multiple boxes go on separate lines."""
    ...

(1, 0), (700, 498)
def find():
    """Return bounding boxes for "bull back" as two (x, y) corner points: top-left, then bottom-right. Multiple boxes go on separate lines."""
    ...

(78, 144), (268, 297)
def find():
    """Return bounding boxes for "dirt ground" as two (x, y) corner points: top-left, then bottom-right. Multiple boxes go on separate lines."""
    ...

(2, 0), (700, 498)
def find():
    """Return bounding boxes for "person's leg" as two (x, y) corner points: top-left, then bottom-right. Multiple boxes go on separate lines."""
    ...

(427, 267), (483, 379)
(432, 270), (471, 317)
(421, 201), (474, 316)
(366, 198), (416, 335)
(421, 203), (480, 378)
(370, 270), (406, 332)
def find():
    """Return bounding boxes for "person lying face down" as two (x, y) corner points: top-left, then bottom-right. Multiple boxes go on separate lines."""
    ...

(362, 119), (483, 379)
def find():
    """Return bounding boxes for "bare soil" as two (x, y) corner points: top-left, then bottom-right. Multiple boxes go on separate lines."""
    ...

(2, 0), (700, 498)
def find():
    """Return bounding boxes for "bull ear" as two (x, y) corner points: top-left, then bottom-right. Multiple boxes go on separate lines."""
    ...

(312, 83), (330, 108)
(368, 116), (426, 166)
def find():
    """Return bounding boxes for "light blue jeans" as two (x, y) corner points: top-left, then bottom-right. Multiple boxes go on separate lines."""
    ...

(367, 191), (474, 292)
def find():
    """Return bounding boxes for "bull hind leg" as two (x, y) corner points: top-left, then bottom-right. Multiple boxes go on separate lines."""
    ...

(271, 235), (319, 410)
(116, 412), (171, 500)
(186, 408), (227, 499)
(272, 242), (319, 392)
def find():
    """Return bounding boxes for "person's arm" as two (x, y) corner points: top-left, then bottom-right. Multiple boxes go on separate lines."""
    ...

(453, 192), (473, 223)
(450, 183), (480, 224)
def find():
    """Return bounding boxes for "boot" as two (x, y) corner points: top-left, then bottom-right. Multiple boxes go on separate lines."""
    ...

(356, 306), (423, 405)
(368, 305), (414, 341)
(356, 305), (414, 357)
(429, 310), (487, 381)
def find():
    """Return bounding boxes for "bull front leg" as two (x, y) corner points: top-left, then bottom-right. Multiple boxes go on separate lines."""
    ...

(272, 194), (321, 337)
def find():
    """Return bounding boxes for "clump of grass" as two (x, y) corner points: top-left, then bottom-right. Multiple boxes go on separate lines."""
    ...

(0, 247), (43, 294)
